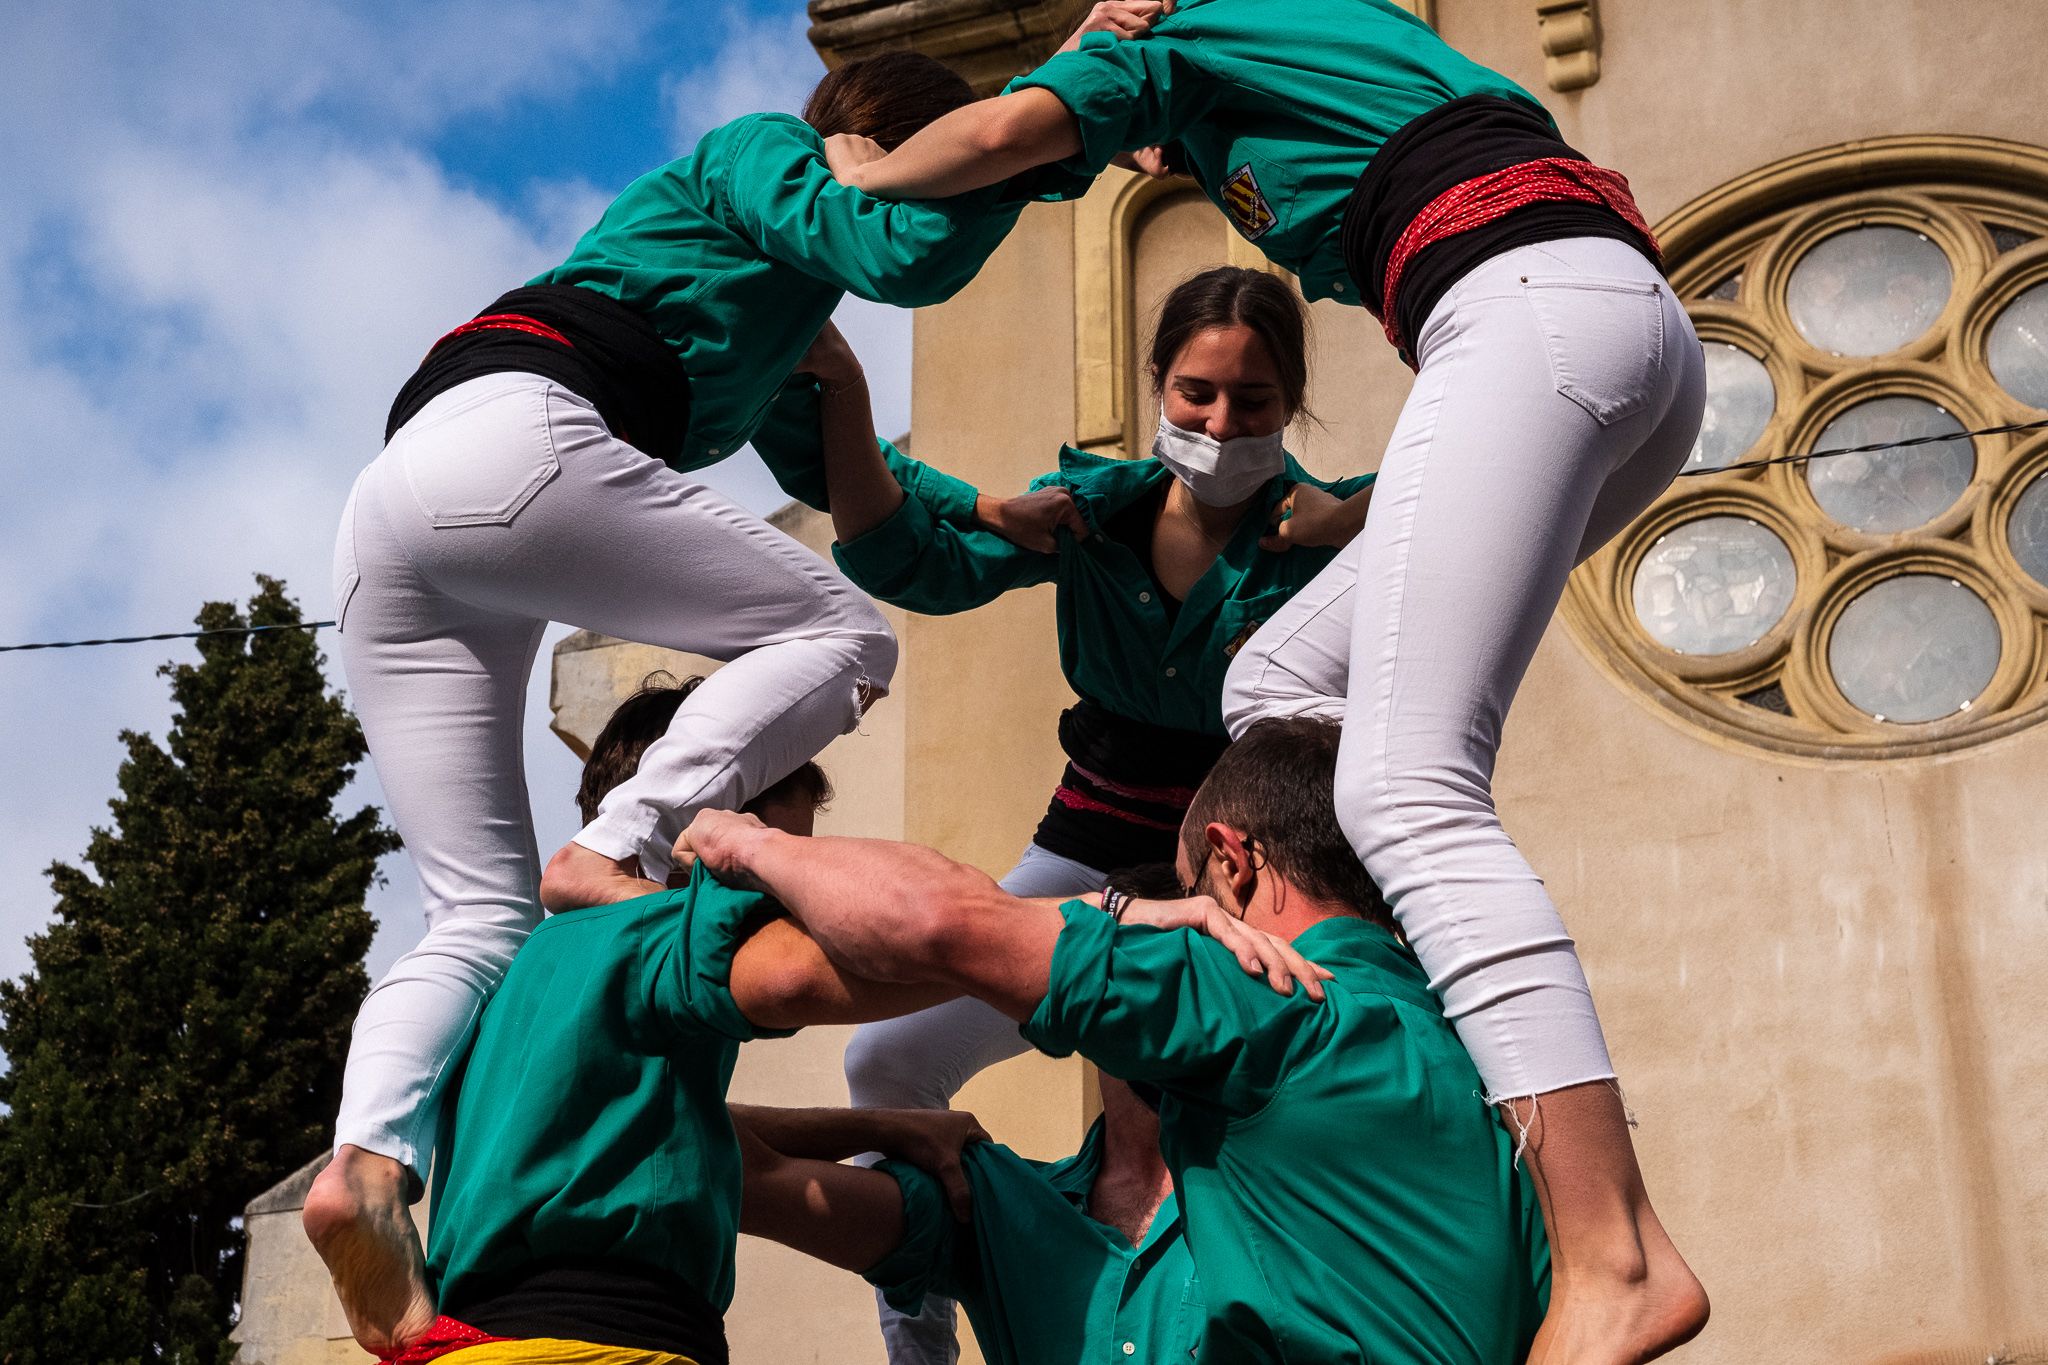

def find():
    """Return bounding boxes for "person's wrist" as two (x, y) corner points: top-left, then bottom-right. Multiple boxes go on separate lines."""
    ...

(973, 493), (1004, 530)
(818, 372), (867, 399)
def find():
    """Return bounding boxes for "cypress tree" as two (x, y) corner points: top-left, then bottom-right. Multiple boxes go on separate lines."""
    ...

(0, 577), (399, 1363)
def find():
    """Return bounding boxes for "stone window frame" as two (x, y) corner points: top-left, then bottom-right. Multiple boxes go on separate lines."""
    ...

(1561, 135), (2048, 760)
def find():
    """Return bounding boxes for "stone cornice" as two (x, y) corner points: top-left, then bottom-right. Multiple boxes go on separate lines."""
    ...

(807, 0), (1089, 95)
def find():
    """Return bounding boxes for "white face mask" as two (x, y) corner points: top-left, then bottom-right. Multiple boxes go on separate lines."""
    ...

(1150, 414), (1286, 507)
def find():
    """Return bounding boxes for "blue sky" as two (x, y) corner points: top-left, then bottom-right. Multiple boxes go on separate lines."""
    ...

(0, 0), (914, 985)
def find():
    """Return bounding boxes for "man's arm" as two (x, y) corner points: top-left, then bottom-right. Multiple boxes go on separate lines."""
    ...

(735, 1121), (907, 1273)
(727, 916), (957, 1032)
(731, 1104), (990, 1220)
(685, 814), (1326, 1024)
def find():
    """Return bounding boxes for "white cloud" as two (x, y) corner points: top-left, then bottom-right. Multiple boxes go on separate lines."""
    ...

(0, 2), (656, 984)
(0, 0), (919, 993)
(666, 5), (822, 153)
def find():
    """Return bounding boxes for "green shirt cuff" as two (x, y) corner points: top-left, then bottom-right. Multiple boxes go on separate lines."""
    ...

(1019, 899), (1117, 1060)
(886, 440), (980, 525)
(1009, 39), (1140, 176)
(862, 1160), (955, 1314)
(672, 866), (801, 1043)
(831, 484), (941, 596)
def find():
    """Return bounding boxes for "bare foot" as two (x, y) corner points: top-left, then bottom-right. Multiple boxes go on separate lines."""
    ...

(302, 1146), (437, 1356)
(1525, 1209), (1708, 1363)
(540, 840), (662, 913)
(1510, 1082), (1709, 1364)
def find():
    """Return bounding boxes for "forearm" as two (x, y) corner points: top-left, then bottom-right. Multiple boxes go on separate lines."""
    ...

(737, 1125), (905, 1273)
(818, 377), (906, 542)
(711, 828), (1059, 1017)
(847, 90), (1082, 200)
(731, 1104), (924, 1163)
(1333, 486), (1374, 543)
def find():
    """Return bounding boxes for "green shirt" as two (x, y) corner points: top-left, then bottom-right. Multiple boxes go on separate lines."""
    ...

(1010, 0), (1545, 303)
(834, 444), (1372, 735)
(425, 866), (793, 1315)
(750, 378), (982, 525)
(534, 112), (1029, 469)
(1023, 904), (1550, 1365)
(869, 1123), (1204, 1365)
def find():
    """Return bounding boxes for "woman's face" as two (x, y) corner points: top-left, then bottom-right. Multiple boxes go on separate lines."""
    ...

(1159, 324), (1290, 443)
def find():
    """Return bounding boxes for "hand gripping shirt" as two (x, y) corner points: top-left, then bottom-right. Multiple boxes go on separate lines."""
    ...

(867, 1123), (1203, 1365)
(1023, 903), (1551, 1364)
(1008, 0), (1545, 303)
(426, 866), (795, 1323)
(832, 443), (1373, 736)
(533, 112), (1031, 470)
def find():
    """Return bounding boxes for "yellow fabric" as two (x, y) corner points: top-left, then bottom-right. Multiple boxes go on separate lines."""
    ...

(439, 1341), (698, 1365)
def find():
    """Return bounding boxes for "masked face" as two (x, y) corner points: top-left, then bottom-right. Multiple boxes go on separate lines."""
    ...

(1151, 414), (1286, 507)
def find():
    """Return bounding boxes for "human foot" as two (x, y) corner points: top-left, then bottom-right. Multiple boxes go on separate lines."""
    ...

(1511, 1082), (1709, 1363)
(539, 839), (662, 912)
(302, 1146), (437, 1356)
(1526, 1228), (1708, 1364)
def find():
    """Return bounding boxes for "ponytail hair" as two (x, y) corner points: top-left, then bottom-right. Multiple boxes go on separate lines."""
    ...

(802, 52), (976, 151)
(1148, 266), (1312, 422)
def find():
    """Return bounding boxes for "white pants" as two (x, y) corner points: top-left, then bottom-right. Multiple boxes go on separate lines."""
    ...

(1223, 238), (1706, 1102)
(846, 840), (1106, 1365)
(331, 372), (895, 1174)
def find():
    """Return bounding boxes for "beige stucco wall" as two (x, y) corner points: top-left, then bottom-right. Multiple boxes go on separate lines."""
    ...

(879, 4), (2048, 1361)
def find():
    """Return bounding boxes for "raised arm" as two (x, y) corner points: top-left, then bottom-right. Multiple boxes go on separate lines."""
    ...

(831, 6), (1206, 202)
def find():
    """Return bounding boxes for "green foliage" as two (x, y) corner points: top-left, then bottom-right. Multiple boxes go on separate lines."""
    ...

(0, 578), (399, 1363)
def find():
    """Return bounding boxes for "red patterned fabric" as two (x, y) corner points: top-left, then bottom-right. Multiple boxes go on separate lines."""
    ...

(1064, 759), (1200, 808)
(1378, 157), (1660, 358)
(1052, 784), (1183, 831)
(381, 1316), (515, 1364)
(429, 312), (576, 356)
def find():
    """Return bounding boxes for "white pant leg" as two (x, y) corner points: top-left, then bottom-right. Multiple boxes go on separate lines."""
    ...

(1238, 239), (1704, 1101)
(332, 372), (897, 1175)
(847, 842), (1106, 1365)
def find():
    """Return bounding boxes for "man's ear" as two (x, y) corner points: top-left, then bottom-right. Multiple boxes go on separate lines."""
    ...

(1202, 822), (1260, 913)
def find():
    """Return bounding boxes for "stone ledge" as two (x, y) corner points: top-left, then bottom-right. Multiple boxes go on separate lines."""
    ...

(808, 0), (1087, 95)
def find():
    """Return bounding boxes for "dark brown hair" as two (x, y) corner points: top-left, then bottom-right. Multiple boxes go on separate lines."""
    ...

(1148, 266), (1312, 421)
(801, 51), (976, 152)
(576, 674), (833, 825)
(1180, 717), (1391, 928)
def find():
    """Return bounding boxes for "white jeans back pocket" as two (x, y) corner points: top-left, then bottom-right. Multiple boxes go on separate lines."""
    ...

(1520, 276), (1665, 426)
(399, 380), (561, 528)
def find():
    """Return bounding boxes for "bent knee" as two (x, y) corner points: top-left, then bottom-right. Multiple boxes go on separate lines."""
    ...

(843, 1023), (954, 1111)
(1333, 761), (1499, 874)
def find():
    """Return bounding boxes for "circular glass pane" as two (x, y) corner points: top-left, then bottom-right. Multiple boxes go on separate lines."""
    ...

(1786, 226), (1952, 355)
(1806, 397), (1972, 532)
(2009, 472), (2048, 588)
(1987, 280), (2048, 409)
(1687, 343), (1776, 471)
(1632, 516), (1798, 655)
(1828, 575), (2000, 723)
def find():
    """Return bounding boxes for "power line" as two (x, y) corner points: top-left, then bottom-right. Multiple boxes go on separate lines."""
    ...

(0, 621), (333, 655)
(1678, 416), (2048, 477)
(3, 414), (2046, 657)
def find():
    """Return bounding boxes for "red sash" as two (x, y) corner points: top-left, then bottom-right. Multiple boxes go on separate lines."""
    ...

(1377, 156), (1660, 359)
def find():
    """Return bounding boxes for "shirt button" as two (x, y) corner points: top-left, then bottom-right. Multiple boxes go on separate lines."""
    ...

(1123, 1344), (1136, 1357)
(707, 446), (722, 456)
(1164, 666), (1177, 678)
(1139, 591), (1152, 603)
(1332, 280), (1346, 293)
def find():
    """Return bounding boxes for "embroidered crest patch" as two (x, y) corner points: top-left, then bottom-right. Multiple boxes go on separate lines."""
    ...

(1221, 163), (1277, 241)
(1223, 618), (1265, 659)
